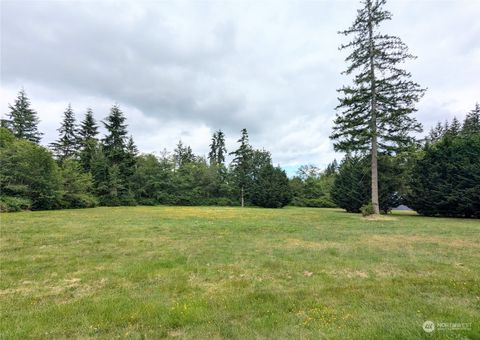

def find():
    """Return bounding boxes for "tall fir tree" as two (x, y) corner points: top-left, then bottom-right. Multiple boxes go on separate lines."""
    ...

(102, 105), (136, 204)
(208, 130), (227, 166)
(330, 0), (425, 214)
(229, 128), (253, 207)
(102, 105), (128, 165)
(50, 104), (79, 162)
(78, 108), (99, 172)
(6, 88), (43, 143)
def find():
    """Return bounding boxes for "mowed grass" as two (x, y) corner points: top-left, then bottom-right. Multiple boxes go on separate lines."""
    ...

(1, 207), (479, 339)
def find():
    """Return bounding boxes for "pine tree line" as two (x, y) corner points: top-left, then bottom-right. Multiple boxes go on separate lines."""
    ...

(1, 89), (292, 211)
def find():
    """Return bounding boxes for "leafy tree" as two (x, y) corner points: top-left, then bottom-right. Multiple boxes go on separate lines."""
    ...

(330, 0), (425, 214)
(78, 108), (99, 172)
(208, 130), (227, 166)
(50, 104), (79, 162)
(0, 128), (61, 209)
(229, 128), (253, 207)
(251, 164), (291, 208)
(5, 89), (43, 143)
(59, 159), (97, 208)
(132, 154), (174, 205)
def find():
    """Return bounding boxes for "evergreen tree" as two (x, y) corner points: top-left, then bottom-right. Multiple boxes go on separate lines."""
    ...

(123, 136), (138, 178)
(251, 164), (292, 208)
(447, 117), (461, 136)
(229, 128), (253, 207)
(174, 140), (195, 168)
(330, 0), (425, 214)
(427, 122), (446, 143)
(208, 130), (227, 166)
(103, 105), (129, 165)
(50, 104), (79, 162)
(463, 103), (480, 135)
(102, 105), (136, 204)
(78, 108), (99, 172)
(90, 145), (110, 202)
(407, 132), (480, 218)
(6, 89), (43, 143)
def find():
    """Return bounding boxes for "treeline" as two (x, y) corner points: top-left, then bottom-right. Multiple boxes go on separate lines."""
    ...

(330, 104), (480, 218)
(0, 89), (292, 211)
(1, 90), (478, 217)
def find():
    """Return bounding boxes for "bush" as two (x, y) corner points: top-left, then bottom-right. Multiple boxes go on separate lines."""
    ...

(360, 202), (375, 216)
(0, 196), (32, 212)
(407, 132), (480, 218)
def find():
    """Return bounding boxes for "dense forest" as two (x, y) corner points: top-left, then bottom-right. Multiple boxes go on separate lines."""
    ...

(0, 89), (478, 217)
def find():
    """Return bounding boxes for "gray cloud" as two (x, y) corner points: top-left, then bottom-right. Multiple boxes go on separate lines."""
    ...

(1, 0), (479, 172)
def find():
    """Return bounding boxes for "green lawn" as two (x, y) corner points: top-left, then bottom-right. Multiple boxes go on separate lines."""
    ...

(1, 207), (479, 339)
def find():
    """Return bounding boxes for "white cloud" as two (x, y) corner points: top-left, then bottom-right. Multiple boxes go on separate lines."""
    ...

(1, 0), (479, 171)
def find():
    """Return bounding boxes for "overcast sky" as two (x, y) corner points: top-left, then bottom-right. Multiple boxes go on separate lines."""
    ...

(1, 0), (479, 174)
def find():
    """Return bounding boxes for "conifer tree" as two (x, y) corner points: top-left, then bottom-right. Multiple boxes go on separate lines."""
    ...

(6, 89), (43, 143)
(330, 0), (425, 214)
(78, 108), (99, 172)
(463, 103), (480, 135)
(208, 130), (227, 166)
(230, 128), (253, 207)
(102, 105), (128, 165)
(50, 104), (79, 162)
(174, 140), (195, 168)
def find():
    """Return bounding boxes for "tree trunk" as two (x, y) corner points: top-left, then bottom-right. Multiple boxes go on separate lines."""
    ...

(368, 1), (380, 215)
(241, 186), (244, 207)
(371, 136), (380, 214)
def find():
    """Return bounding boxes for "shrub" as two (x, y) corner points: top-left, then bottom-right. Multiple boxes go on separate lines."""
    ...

(0, 196), (32, 212)
(360, 202), (375, 216)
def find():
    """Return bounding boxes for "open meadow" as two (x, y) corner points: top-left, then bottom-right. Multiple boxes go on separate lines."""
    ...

(1, 207), (479, 339)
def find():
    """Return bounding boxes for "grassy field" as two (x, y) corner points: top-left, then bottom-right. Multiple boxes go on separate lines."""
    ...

(1, 207), (479, 339)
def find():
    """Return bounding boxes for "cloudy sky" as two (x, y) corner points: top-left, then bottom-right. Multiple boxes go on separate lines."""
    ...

(1, 0), (479, 174)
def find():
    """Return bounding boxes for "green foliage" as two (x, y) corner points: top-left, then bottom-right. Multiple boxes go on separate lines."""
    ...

(331, 0), (425, 154)
(331, 156), (369, 213)
(250, 164), (292, 208)
(101, 105), (137, 205)
(78, 108), (99, 172)
(407, 115), (480, 218)
(360, 202), (375, 216)
(463, 103), (480, 135)
(0, 196), (32, 212)
(50, 104), (79, 162)
(59, 160), (97, 208)
(131, 154), (174, 205)
(230, 129), (254, 205)
(0, 132), (61, 210)
(289, 162), (337, 209)
(5, 89), (43, 144)
(208, 130), (227, 166)
(331, 155), (403, 213)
